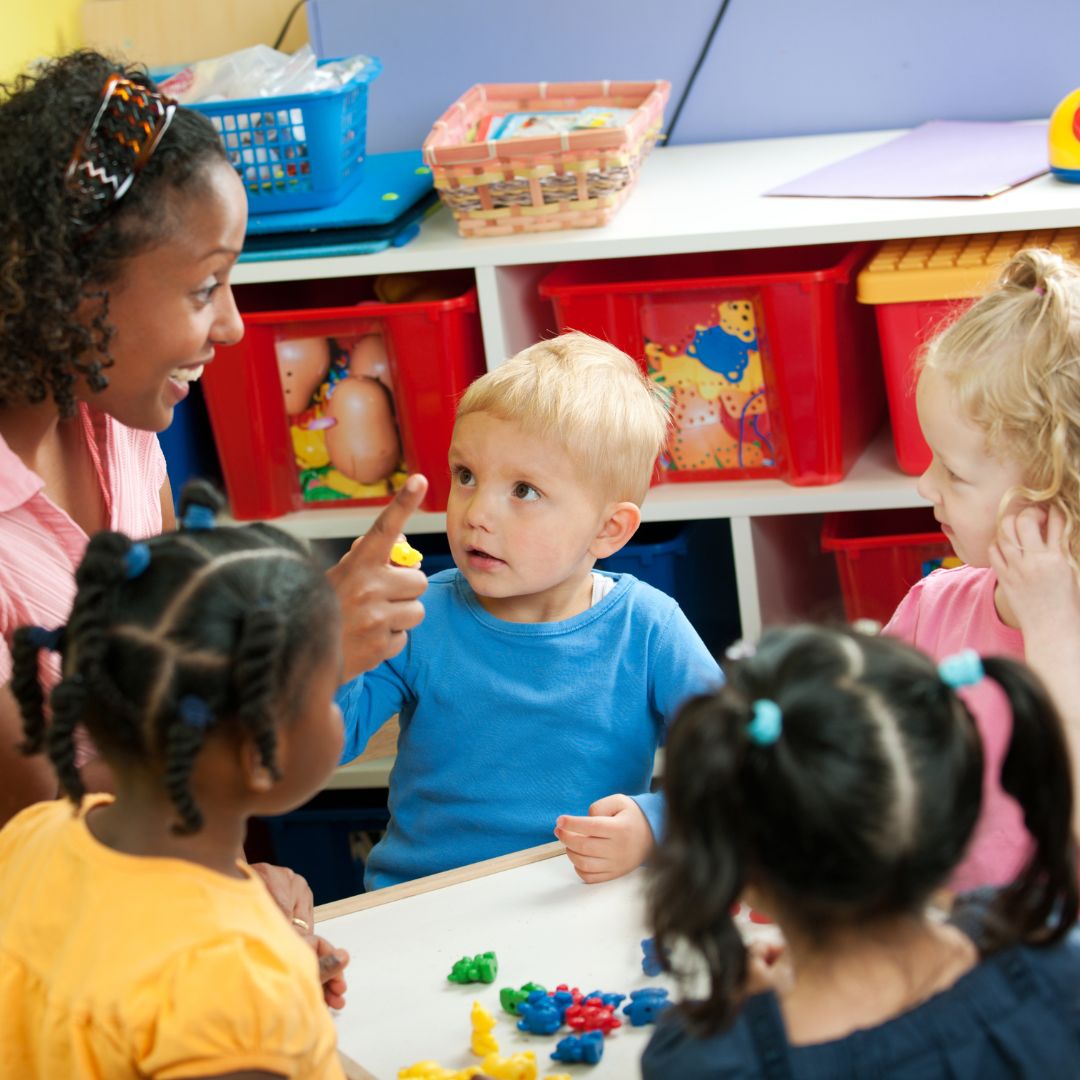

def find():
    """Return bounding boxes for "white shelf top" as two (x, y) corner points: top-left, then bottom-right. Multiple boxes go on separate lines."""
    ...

(244, 429), (927, 541)
(232, 126), (1080, 284)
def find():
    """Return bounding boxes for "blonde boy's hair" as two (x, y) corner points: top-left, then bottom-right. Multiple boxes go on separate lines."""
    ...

(922, 247), (1080, 566)
(456, 332), (671, 504)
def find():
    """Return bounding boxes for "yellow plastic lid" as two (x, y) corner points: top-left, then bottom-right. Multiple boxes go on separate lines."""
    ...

(856, 229), (1080, 304)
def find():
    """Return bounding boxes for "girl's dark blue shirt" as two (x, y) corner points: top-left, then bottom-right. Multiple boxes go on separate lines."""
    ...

(642, 924), (1080, 1078)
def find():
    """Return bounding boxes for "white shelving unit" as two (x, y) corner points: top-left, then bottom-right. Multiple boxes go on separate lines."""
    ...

(231, 126), (1080, 639)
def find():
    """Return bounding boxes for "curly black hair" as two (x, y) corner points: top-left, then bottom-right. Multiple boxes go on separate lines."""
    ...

(11, 481), (339, 835)
(0, 50), (229, 417)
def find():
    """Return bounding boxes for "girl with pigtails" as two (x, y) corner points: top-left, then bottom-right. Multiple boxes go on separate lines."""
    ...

(643, 626), (1080, 1078)
(0, 482), (351, 1079)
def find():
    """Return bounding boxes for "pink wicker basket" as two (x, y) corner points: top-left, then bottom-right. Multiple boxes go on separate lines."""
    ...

(422, 80), (670, 237)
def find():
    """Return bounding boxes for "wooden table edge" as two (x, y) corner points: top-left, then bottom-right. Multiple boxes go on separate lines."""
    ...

(314, 840), (567, 921)
(339, 1050), (379, 1079)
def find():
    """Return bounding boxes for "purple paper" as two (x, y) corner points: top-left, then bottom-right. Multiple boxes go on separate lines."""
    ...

(766, 120), (1049, 199)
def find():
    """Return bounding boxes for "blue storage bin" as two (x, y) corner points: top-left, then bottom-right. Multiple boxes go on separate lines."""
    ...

(157, 383), (223, 510)
(597, 525), (688, 597)
(259, 790), (389, 905)
(188, 57), (382, 213)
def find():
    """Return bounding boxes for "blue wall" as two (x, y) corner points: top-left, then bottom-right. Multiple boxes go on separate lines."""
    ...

(308, 0), (1080, 152)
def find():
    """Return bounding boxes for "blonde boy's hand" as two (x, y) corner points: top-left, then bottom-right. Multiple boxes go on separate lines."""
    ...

(990, 506), (1080, 640)
(554, 794), (655, 884)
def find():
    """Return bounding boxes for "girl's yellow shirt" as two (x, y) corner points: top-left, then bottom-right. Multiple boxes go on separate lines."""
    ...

(0, 795), (345, 1079)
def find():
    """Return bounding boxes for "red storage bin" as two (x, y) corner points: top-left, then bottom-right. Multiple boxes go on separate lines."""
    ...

(857, 230), (1080, 476)
(821, 507), (959, 625)
(868, 298), (969, 475)
(201, 274), (485, 520)
(538, 244), (885, 486)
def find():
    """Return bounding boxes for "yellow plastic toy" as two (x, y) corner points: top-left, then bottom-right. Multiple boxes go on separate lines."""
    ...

(477, 1051), (537, 1080)
(470, 1000), (499, 1056)
(1049, 87), (1080, 182)
(398, 1062), (481, 1080)
(390, 538), (424, 568)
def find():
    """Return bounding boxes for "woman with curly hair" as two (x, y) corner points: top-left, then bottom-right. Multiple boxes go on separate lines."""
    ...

(0, 49), (246, 824)
(0, 52), (429, 836)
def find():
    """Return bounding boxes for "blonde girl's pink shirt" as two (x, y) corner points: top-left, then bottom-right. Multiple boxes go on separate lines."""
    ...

(884, 565), (1029, 892)
(0, 404), (167, 701)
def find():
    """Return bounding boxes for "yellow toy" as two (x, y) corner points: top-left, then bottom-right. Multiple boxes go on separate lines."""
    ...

(477, 1051), (537, 1080)
(469, 1000), (499, 1056)
(390, 537), (424, 568)
(398, 1062), (481, 1080)
(1049, 87), (1080, 182)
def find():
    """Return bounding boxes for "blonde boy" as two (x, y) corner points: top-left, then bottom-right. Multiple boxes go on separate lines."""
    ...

(336, 333), (721, 888)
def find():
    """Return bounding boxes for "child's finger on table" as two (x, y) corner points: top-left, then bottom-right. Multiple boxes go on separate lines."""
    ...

(554, 814), (617, 849)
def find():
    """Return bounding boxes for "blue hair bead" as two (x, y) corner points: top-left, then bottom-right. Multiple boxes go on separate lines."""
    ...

(27, 625), (64, 651)
(748, 699), (783, 746)
(177, 695), (214, 730)
(938, 649), (984, 690)
(181, 504), (216, 531)
(123, 542), (151, 579)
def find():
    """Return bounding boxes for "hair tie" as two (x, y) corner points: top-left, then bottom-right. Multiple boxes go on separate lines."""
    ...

(181, 504), (216, 531)
(123, 542), (151, 579)
(748, 699), (783, 746)
(27, 625), (64, 651)
(938, 649), (984, 690)
(177, 695), (214, 730)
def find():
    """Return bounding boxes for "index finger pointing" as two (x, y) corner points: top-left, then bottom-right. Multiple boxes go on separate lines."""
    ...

(347, 474), (428, 567)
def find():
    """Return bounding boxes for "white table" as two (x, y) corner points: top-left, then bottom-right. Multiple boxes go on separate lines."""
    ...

(316, 843), (675, 1079)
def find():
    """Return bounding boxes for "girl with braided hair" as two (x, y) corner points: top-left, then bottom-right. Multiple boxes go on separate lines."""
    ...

(642, 626), (1080, 1079)
(0, 482), (351, 1079)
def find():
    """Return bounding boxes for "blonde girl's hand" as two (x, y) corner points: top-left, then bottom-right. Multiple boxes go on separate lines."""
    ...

(991, 505), (1080, 638)
(554, 794), (655, 884)
(315, 936), (350, 1009)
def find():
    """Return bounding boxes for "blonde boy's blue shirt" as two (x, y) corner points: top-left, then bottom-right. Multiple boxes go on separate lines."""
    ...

(336, 569), (722, 889)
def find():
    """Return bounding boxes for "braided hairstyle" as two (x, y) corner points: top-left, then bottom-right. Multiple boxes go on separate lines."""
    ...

(11, 481), (338, 835)
(0, 50), (229, 417)
(649, 625), (1078, 1034)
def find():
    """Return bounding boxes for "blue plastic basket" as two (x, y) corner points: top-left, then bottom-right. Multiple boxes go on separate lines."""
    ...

(187, 57), (381, 213)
